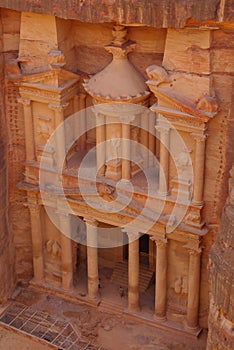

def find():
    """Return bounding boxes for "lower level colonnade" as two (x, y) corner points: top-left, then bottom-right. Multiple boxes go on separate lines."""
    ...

(27, 206), (202, 332)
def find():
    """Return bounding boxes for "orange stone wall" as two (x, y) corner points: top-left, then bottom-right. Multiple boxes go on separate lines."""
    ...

(0, 7), (233, 334)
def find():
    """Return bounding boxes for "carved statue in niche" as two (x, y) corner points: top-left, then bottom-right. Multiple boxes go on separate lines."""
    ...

(175, 149), (192, 176)
(131, 127), (140, 160)
(45, 240), (61, 259)
(171, 148), (193, 201)
(109, 138), (121, 161)
(174, 276), (188, 294)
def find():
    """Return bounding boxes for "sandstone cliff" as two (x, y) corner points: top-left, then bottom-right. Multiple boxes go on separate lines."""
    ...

(207, 165), (234, 349)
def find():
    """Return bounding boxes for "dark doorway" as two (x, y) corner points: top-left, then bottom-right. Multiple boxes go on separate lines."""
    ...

(123, 232), (128, 260)
(140, 234), (149, 266)
(123, 233), (149, 262)
(140, 234), (149, 254)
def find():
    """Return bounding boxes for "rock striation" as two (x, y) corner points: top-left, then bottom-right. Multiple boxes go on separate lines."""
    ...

(0, 0), (233, 28)
(207, 165), (234, 349)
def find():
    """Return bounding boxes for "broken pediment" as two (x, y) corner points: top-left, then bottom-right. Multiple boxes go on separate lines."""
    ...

(18, 50), (81, 91)
(146, 65), (218, 121)
(19, 66), (80, 90)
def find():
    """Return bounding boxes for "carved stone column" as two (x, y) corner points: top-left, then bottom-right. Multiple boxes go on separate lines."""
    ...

(187, 248), (202, 329)
(73, 95), (80, 149)
(84, 218), (99, 299)
(122, 122), (131, 180)
(28, 202), (44, 283)
(141, 112), (149, 167)
(125, 230), (140, 312)
(49, 103), (68, 169)
(148, 112), (156, 167)
(151, 236), (168, 320)
(77, 93), (87, 150)
(96, 113), (106, 177)
(18, 97), (35, 162)
(192, 133), (207, 205)
(156, 125), (170, 196)
(59, 213), (73, 290)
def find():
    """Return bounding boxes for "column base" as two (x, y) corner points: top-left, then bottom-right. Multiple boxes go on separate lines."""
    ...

(62, 284), (73, 292)
(119, 178), (131, 184)
(192, 200), (204, 207)
(154, 314), (167, 322)
(126, 306), (140, 314)
(157, 191), (169, 197)
(185, 323), (200, 331)
(88, 292), (100, 301)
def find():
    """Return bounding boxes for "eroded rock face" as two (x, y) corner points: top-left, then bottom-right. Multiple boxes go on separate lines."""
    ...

(0, 0), (232, 27)
(0, 10), (15, 302)
(207, 165), (234, 349)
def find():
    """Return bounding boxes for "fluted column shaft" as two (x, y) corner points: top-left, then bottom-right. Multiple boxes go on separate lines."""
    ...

(187, 249), (202, 329)
(77, 93), (87, 150)
(28, 203), (44, 283)
(156, 126), (170, 196)
(96, 113), (106, 177)
(126, 231), (140, 312)
(192, 134), (207, 205)
(49, 103), (67, 169)
(85, 218), (99, 299)
(19, 98), (35, 162)
(141, 113), (149, 167)
(122, 123), (131, 180)
(73, 95), (80, 149)
(151, 237), (168, 320)
(148, 112), (156, 167)
(59, 213), (73, 290)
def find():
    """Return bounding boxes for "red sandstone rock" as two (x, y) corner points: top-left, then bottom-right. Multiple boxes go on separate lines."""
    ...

(0, 0), (233, 27)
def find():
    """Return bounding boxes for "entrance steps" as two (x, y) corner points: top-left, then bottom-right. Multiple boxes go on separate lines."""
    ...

(99, 299), (124, 315)
(110, 261), (154, 293)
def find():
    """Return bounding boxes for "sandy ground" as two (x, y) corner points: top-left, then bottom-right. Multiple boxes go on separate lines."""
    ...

(0, 287), (208, 350)
(0, 327), (52, 350)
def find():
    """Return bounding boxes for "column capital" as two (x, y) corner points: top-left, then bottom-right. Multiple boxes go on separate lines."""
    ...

(78, 92), (87, 100)
(191, 133), (207, 143)
(151, 236), (168, 247)
(27, 203), (40, 215)
(155, 125), (170, 135)
(84, 217), (99, 227)
(95, 112), (106, 126)
(18, 97), (31, 106)
(56, 211), (71, 224)
(48, 102), (69, 111)
(119, 114), (135, 124)
(55, 206), (70, 217)
(184, 244), (202, 255)
(121, 227), (140, 242)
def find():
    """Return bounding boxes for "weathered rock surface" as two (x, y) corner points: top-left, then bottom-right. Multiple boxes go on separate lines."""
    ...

(0, 9), (16, 303)
(207, 165), (234, 349)
(0, 0), (233, 27)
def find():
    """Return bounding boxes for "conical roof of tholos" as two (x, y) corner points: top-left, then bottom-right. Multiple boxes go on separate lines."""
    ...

(84, 56), (149, 101)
